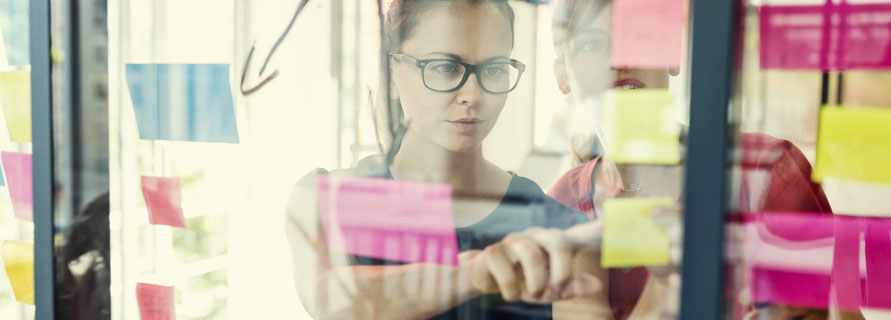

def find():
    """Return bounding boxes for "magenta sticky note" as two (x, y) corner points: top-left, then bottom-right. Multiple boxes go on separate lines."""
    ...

(611, 0), (685, 68)
(1, 152), (32, 222)
(140, 176), (187, 228)
(751, 267), (835, 309)
(865, 219), (891, 309)
(743, 213), (845, 310)
(760, 2), (891, 70)
(136, 283), (175, 320)
(316, 175), (458, 266)
(832, 216), (864, 311)
(742, 212), (891, 311)
(839, 2), (891, 70)
(759, 4), (829, 70)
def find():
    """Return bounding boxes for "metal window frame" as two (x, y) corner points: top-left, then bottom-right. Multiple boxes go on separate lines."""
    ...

(680, 0), (742, 319)
(31, 0), (55, 317)
(32, 0), (110, 319)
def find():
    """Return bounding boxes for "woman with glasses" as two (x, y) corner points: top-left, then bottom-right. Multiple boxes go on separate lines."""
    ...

(285, 0), (591, 319)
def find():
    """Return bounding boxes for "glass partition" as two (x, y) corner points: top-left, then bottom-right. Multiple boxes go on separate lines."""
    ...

(101, 0), (700, 319)
(0, 0), (34, 319)
(725, 0), (891, 318)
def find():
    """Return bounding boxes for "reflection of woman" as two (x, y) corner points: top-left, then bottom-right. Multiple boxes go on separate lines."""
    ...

(545, 0), (836, 319)
(285, 1), (589, 319)
(57, 193), (111, 320)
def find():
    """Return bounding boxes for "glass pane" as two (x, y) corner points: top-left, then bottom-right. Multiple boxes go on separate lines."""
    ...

(0, 0), (34, 319)
(726, 0), (891, 318)
(107, 0), (693, 319)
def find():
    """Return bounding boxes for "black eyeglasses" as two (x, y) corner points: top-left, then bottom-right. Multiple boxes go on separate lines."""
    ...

(390, 53), (526, 94)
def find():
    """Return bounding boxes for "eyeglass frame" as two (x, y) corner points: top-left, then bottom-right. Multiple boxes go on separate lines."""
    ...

(389, 52), (526, 94)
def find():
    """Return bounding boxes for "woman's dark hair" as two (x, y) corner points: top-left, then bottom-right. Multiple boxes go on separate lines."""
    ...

(373, 0), (516, 163)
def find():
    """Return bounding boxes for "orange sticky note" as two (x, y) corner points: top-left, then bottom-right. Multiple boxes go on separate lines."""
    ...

(611, 0), (685, 68)
(1, 151), (32, 221)
(0, 71), (31, 142)
(1, 241), (34, 305)
(141, 176), (187, 228)
(136, 283), (175, 320)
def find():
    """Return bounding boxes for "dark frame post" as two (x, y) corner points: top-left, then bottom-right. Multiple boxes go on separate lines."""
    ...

(31, 0), (56, 318)
(680, 0), (742, 318)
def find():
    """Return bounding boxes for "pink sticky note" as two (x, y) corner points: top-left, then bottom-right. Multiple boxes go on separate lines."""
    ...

(760, 4), (829, 70)
(864, 219), (891, 309)
(839, 2), (891, 70)
(760, 2), (891, 70)
(751, 267), (835, 309)
(832, 216), (864, 311)
(611, 0), (685, 68)
(136, 283), (175, 320)
(743, 212), (884, 311)
(140, 176), (186, 228)
(1, 152), (32, 222)
(316, 175), (458, 265)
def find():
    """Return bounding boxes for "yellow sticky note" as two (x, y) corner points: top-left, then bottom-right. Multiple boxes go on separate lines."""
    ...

(1, 241), (34, 305)
(604, 89), (681, 164)
(813, 106), (891, 185)
(602, 197), (672, 268)
(0, 71), (31, 143)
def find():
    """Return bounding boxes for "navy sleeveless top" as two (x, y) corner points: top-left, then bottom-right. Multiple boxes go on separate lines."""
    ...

(302, 155), (589, 319)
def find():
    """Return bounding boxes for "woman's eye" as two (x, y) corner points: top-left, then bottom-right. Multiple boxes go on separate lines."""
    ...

(482, 65), (507, 78)
(430, 63), (460, 76)
(577, 40), (604, 53)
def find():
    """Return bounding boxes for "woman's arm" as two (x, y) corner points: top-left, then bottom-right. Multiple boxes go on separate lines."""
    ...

(284, 185), (481, 320)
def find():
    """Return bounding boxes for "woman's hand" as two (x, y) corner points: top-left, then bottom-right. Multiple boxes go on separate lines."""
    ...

(461, 222), (608, 304)
(628, 204), (683, 319)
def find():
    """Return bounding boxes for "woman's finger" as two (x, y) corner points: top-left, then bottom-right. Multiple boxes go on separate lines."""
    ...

(527, 228), (574, 292)
(504, 234), (549, 299)
(482, 245), (523, 302)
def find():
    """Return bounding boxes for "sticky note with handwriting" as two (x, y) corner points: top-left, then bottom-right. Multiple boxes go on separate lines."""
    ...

(1, 241), (34, 305)
(813, 106), (891, 185)
(141, 176), (187, 228)
(602, 197), (672, 268)
(136, 283), (175, 320)
(0, 71), (31, 142)
(1, 151), (31, 221)
(0, 0), (30, 66)
(125, 64), (238, 143)
(316, 174), (458, 265)
(603, 89), (681, 165)
(611, 0), (685, 68)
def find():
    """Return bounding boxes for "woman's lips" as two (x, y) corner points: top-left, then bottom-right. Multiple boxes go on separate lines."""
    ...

(613, 78), (646, 89)
(446, 118), (484, 133)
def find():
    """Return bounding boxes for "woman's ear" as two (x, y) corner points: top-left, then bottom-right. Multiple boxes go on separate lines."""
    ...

(669, 68), (680, 77)
(554, 60), (572, 95)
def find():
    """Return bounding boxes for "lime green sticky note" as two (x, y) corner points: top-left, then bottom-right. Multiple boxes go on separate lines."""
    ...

(604, 89), (680, 164)
(813, 106), (891, 185)
(0, 71), (31, 142)
(1, 241), (34, 305)
(602, 197), (672, 268)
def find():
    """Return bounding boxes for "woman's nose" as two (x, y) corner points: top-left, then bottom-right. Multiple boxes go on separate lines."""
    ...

(456, 73), (484, 105)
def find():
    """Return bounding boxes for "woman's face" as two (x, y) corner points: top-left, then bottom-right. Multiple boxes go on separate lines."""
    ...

(558, 1), (671, 101)
(391, 3), (514, 153)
